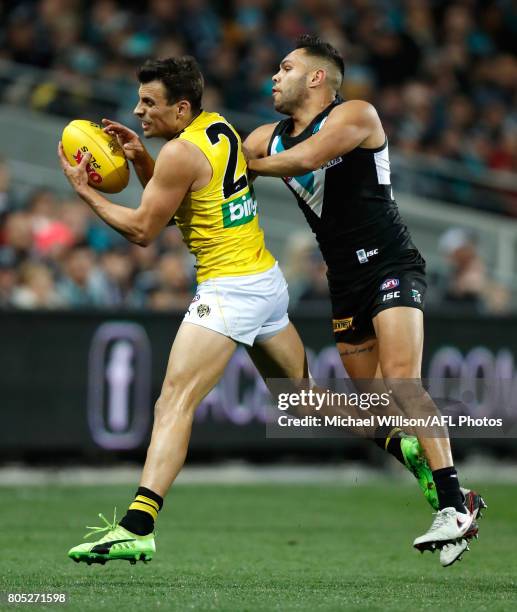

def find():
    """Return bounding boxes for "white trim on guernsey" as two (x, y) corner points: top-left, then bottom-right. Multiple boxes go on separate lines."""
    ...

(373, 144), (391, 185)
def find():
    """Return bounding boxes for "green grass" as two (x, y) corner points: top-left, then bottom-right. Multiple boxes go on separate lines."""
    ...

(0, 482), (515, 611)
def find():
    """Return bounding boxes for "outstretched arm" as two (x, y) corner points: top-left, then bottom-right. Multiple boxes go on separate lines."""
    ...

(247, 101), (381, 177)
(58, 139), (197, 246)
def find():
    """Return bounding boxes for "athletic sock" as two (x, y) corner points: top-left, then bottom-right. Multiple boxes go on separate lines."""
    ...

(432, 466), (466, 513)
(119, 487), (163, 535)
(374, 426), (405, 465)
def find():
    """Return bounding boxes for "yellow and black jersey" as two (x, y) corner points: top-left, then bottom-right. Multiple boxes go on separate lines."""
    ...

(175, 111), (275, 283)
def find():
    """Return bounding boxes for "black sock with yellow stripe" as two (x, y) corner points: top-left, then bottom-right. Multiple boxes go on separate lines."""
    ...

(374, 426), (405, 465)
(119, 487), (163, 536)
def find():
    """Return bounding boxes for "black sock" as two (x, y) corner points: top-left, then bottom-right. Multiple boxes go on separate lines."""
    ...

(374, 426), (405, 465)
(432, 467), (466, 513)
(119, 486), (164, 536)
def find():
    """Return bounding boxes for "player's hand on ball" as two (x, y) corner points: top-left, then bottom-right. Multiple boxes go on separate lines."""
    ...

(102, 118), (146, 162)
(57, 141), (91, 195)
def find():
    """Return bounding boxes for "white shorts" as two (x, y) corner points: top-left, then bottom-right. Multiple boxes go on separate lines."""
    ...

(183, 262), (289, 346)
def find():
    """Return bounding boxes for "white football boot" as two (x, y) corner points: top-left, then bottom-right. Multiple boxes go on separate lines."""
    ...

(439, 489), (487, 567)
(439, 529), (474, 567)
(413, 507), (474, 552)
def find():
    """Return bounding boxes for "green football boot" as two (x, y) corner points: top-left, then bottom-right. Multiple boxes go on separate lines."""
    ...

(68, 509), (155, 565)
(399, 435), (439, 511)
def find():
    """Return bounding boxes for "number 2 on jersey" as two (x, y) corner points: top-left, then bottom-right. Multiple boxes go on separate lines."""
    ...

(206, 123), (248, 200)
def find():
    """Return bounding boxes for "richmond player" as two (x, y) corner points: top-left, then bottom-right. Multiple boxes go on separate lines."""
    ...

(58, 56), (309, 564)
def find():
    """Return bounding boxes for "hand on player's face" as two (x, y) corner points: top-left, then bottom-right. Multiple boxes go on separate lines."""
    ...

(57, 141), (91, 194)
(101, 118), (145, 162)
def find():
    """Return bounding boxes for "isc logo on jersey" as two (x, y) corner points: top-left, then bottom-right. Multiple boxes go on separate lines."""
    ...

(382, 291), (400, 302)
(222, 189), (257, 228)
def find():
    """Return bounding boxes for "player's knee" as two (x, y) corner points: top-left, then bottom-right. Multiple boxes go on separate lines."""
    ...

(154, 395), (191, 425)
(384, 375), (427, 410)
(380, 356), (420, 379)
(154, 381), (198, 422)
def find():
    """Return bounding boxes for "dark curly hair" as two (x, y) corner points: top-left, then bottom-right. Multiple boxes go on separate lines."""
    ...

(137, 56), (203, 112)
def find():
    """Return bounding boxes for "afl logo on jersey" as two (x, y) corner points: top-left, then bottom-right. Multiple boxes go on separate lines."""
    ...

(380, 278), (399, 291)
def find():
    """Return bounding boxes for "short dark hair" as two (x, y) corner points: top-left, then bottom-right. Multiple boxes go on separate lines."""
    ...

(295, 35), (345, 79)
(137, 56), (203, 112)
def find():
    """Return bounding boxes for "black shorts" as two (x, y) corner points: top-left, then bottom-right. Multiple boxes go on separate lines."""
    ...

(329, 263), (427, 345)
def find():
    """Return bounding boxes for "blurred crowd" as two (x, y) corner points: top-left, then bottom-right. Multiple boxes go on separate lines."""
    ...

(0, 163), (196, 310)
(0, 152), (510, 313)
(434, 226), (510, 313)
(0, 0), (515, 175)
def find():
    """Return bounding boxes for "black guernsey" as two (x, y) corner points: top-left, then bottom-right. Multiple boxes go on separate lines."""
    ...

(267, 99), (424, 290)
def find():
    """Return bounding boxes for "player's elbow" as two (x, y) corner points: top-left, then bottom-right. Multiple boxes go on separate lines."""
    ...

(134, 234), (151, 247)
(131, 225), (152, 247)
(300, 151), (326, 172)
(297, 155), (319, 173)
(129, 210), (155, 246)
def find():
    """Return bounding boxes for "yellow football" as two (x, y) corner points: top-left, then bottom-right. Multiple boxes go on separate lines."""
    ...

(61, 120), (130, 193)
